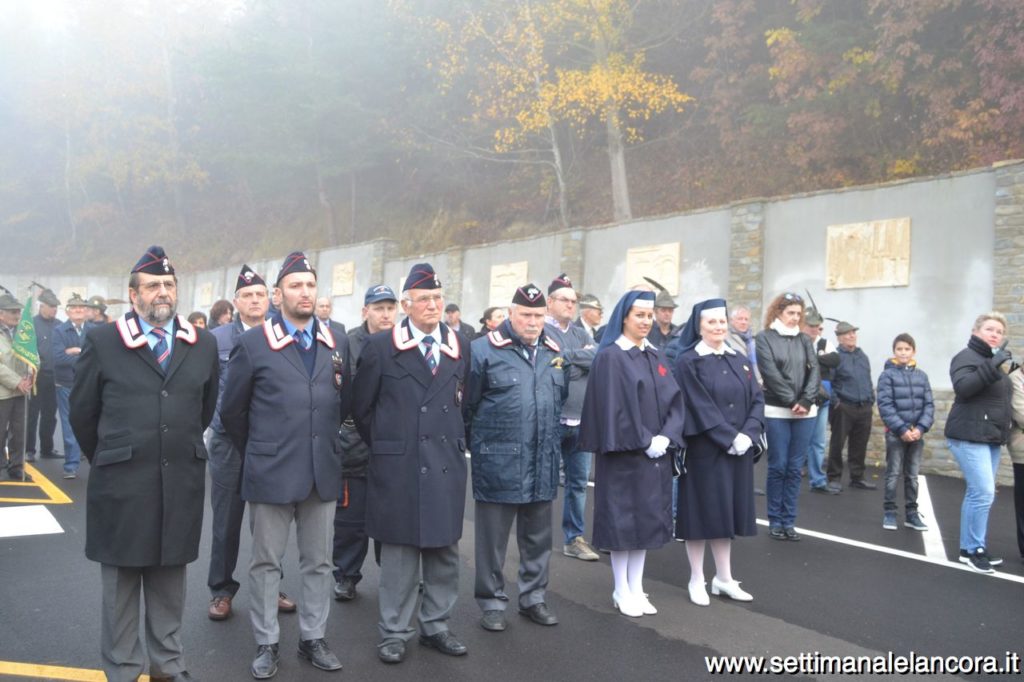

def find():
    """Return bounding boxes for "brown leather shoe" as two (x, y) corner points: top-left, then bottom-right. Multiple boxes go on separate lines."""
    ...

(208, 595), (232, 621)
(277, 592), (296, 613)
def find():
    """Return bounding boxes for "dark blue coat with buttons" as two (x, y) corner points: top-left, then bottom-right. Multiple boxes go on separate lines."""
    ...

(352, 319), (470, 548)
(466, 321), (567, 504)
(220, 313), (352, 505)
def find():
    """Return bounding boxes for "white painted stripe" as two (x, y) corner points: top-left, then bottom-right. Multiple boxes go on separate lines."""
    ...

(0, 505), (64, 538)
(914, 475), (947, 560)
(756, 519), (1024, 584)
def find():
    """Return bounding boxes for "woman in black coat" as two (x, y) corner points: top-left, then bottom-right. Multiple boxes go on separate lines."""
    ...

(579, 290), (685, 618)
(944, 312), (1014, 573)
(673, 299), (764, 606)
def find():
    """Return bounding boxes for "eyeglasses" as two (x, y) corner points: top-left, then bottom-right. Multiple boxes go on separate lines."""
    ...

(408, 294), (444, 306)
(137, 280), (177, 293)
(782, 293), (803, 302)
(550, 296), (578, 305)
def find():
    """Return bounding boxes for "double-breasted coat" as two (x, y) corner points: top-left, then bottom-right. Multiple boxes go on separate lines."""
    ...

(220, 313), (352, 505)
(70, 312), (219, 567)
(352, 319), (470, 548)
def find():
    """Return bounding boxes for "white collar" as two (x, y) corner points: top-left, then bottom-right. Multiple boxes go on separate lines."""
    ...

(614, 334), (654, 352)
(770, 318), (800, 336)
(695, 340), (735, 356)
(407, 320), (441, 344)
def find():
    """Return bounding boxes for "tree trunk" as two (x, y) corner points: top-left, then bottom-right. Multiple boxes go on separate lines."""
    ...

(605, 107), (632, 223)
(159, 18), (186, 233)
(316, 162), (337, 246)
(547, 122), (570, 229)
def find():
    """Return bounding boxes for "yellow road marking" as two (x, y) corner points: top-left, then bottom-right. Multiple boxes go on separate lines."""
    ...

(0, 464), (73, 505)
(0, 660), (159, 680)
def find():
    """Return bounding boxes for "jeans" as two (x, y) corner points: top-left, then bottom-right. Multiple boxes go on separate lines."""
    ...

(55, 385), (81, 475)
(765, 417), (815, 529)
(559, 423), (592, 544)
(947, 438), (1001, 552)
(883, 432), (922, 512)
(806, 402), (829, 488)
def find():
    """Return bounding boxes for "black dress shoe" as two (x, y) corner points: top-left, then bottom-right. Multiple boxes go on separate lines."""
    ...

(826, 482), (843, 493)
(480, 610), (507, 632)
(378, 639), (406, 664)
(518, 602), (558, 626)
(251, 644), (279, 679)
(849, 479), (877, 490)
(418, 631), (468, 656)
(41, 451), (63, 459)
(769, 527), (787, 541)
(298, 638), (343, 671)
(333, 577), (357, 601)
(783, 527), (801, 541)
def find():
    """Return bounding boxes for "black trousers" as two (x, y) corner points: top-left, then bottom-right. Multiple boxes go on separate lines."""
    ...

(27, 370), (57, 455)
(333, 475), (374, 582)
(0, 396), (27, 478)
(1014, 462), (1024, 559)
(827, 401), (873, 483)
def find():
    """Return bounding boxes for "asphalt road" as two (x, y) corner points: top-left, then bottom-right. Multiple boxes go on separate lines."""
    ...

(1, 455), (1022, 681)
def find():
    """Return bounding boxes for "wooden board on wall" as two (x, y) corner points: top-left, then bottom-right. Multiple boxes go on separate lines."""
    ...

(826, 218), (911, 290)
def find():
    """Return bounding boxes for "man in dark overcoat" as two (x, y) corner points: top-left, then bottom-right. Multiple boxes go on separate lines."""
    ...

(467, 284), (567, 633)
(70, 246), (218, 682)
(221, 252), (351, 678)
(205, 265), (296, 621)
(352, 262), (471, 665)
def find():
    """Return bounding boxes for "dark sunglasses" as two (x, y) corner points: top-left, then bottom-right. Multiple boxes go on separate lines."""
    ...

(782, 292), (803, 302)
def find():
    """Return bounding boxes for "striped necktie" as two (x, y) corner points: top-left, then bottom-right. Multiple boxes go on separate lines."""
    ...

(150, 327), (170, 371)
(422, 335), (438, 375)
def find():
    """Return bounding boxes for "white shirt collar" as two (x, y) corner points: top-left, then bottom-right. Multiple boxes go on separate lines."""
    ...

(695, 340), (735, 356)
(407, 320), (441, 343)
(770, 318), (800, 336)
(614, 334), (654, 352)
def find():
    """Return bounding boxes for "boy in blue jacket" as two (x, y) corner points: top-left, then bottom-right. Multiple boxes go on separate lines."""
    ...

(876, 333), (935, 531)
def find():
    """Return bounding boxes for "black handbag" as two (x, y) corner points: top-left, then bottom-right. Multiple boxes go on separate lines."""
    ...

(750, 432), (768, 464)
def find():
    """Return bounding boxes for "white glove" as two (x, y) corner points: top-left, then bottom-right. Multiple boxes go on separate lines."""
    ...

(645, 435), (670, 459)
(727, 432), (753, 456)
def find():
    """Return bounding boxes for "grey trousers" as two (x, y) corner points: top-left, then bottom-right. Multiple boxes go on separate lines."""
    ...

(474, 500), (552, 612)
(249, 493), (335, 645)
(100, 563), (187, 682)
(378, 542), (459, 642)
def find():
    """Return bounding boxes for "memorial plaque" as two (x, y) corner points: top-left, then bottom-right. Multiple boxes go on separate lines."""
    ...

(489, 261), (529, 307)
(625, 242), (680, 295)
(197, 282), (214, 307)
(826, 218), (911, 289)
(332, 261), (355, 297)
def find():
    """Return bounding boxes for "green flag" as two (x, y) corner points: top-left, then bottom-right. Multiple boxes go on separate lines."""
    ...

(12, 295), (39, 374)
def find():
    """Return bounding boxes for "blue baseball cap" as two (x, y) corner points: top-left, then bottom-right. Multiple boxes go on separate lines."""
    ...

(364, 284), (397, 305)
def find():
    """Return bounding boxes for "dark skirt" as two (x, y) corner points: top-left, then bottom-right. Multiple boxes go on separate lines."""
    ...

(676, 435), (757, 540)
(592, 448), (673, 551)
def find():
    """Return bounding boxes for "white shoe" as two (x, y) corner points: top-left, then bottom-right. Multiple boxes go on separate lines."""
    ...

(637, 592), (658, 615)
(711, 576), (753, 602)
(688, 582), (710, 607)
(612, 591), (644, 617)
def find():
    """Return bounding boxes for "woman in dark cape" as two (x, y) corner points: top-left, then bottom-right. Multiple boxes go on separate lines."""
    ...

(672, 299), (764, 606)
(579, 290), (685, 618)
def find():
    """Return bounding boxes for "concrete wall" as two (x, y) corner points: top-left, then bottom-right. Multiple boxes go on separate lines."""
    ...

(460, 234), (565, 318)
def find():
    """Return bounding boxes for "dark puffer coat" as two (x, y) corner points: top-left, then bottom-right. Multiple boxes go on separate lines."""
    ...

(876, 359), (935, 436)
(944, 335), (1013, 444)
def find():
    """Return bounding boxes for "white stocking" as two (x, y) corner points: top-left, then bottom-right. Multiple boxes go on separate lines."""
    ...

(709, 538), (733, 583)
(610, 551), (631, 596)
(626, 550), (647, 596)
(685, 539), (707, 586)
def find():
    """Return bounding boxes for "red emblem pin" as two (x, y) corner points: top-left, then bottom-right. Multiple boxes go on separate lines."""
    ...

(658, 364), (667, 377)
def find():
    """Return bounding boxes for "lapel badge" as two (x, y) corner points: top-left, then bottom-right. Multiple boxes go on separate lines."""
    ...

(332, 351), (344, 389)
(550, 357), (564, 370)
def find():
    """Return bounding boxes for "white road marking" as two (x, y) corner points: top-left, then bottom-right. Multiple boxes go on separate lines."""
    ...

(0, 505), (64, 538)
(756, 519), (1024, 584)
(914, 474), (948, 560)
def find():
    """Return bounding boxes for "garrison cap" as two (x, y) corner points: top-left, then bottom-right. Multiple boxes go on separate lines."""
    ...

(403, 263), (441, 291)
(512, 283), (546, 308)
(276, 252), (316, 286)
(132, 245), (174, 276)
(236, 264), (266, 291)
(548, 273), (573, 295)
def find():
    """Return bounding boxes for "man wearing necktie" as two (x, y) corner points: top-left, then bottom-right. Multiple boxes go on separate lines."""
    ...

(353, 262), (471, 665)
(52, 294), (91, 478)
(221, 252), (352, 678)
(70, 246), (218, 682)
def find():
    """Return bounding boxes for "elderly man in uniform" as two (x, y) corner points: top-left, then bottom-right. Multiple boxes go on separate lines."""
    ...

(26, 289), (60, 462)
(333, 284), (398, 602)
(0, 293), (33, 481)
(221, 252), (351, 678)
(574, 294), (603, 342)
(70, 246), (218, 682)
(544, 274), (600, 561)
(52, 294), (91, 479)
(353, 263), (471, 665)
(468, 283), (567, 633)
(827, 320), (877, 492)
(206, 266), (297, 621)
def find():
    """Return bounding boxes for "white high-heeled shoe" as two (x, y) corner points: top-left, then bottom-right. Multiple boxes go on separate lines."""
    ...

(612, 590), (644, 617)
(637, 592), (658, 615)
(688, 582), (710, 607)
(711, 576), (753, 602)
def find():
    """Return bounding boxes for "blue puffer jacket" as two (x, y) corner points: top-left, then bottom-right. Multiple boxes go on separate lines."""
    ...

(876, 359), (935, 436)
(467, 321), (568, 504)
